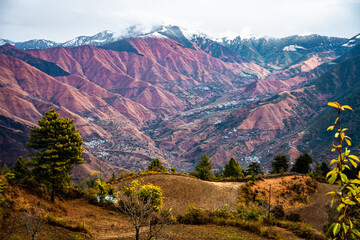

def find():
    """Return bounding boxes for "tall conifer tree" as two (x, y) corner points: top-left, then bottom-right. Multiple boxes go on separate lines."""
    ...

(27, 109), (84, 202)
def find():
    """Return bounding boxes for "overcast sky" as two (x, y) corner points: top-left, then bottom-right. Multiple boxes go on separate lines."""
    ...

(0, 0), (359, 42)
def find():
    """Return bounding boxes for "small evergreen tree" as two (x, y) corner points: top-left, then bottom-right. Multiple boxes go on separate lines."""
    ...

(147, 158), (166, 172)
(1, 164), (10, 175)
(314, 161), (331, 178)
(291, 153), (313, 174)
(246, 162), (262, 176)
(224, 158), (244, 178)
(195, 154), (213, 180)
(271, 155), (289, 174)
(13, 156), (31, 182)
(109, 171), (116, 183)
(27, 109), (85, 202)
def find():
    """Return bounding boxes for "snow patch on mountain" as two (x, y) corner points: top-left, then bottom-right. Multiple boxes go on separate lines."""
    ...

(342, 39), (356, 47)
(283, 44), (306, 51)
(342, 33), (360, 48)
(61, 30), (117, 47)
(180, 27), (215, 41)
(0, 39), (14, 46)
(138, 32), (168, 39)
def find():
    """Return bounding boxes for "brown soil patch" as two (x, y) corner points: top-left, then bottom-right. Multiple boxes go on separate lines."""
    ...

(293, 183), (337, 231)
(61, 199), (134, 240)
(116, 174), (245, 214)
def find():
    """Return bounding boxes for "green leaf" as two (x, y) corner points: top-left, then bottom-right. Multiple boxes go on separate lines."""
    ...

(352, 229), (360, 236)
(333, 223), (341, 236)
(327, 191), (336, 195)
(340, 173), (349, 183)
(329, 175), (337, 184)
(330, 159), (338, 166)
(352, 179), (360, 184)
(337, 203), (345, 212)
(343, 223), (349, 233)
(327, 170), (335, 178)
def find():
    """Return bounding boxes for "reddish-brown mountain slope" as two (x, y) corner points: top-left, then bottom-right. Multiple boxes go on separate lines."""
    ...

(243, 53), (337, 97)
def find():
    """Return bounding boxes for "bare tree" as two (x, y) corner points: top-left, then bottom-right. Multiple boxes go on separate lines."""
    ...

(117, 192), (171, 240)
(25, 208), (44, 240)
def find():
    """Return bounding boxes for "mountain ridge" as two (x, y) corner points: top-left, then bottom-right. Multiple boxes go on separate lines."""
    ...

(0, 27), (359, 175)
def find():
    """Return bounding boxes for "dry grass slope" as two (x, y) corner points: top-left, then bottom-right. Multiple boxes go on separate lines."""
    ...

(116, 174), (245, 214)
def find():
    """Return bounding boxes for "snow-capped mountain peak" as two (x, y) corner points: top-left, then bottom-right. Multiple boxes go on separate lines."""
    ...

(61, 30), (117, 47)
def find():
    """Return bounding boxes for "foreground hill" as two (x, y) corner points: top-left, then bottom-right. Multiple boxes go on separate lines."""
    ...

(1, 174), (334, 239)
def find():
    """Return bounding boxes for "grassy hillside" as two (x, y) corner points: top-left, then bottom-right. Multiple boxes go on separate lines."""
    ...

(0, 173), (336, 239)
(116, 174), (244, 214)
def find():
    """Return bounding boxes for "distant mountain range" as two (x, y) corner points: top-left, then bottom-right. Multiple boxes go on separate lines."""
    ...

(0, 26), (359, 176)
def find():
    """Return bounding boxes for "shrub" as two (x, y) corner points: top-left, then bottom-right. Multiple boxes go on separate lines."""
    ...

(95, 179), (117, 204)
(238, 203), (261, 221)
(64, 186), (84, 199)
(177, 204), (210, 224)
(286, 212), (301, 222)
(244, 221), (262, 235)
(147, 158), (166, 172)
(211, 205), (235, 219)
(261, 227), (281, 239)
(271, 205), (285, 219)
(0, 175), (7, 205)
(293, 222), (313, 238)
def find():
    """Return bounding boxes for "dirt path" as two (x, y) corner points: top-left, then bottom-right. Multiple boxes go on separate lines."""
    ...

(206, 180), (245, 189)
(293, 183), (338, 231)
(62, 199), (135, 240)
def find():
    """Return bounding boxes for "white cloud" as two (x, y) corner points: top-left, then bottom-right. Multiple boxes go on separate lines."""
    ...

(0, 0), (359, 42)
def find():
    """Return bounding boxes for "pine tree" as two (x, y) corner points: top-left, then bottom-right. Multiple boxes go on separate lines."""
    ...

(147, 158), (166, 172)
(1, 164), (11, 175)
(292, 153), (313, 174)
(246, 162), (262, 176)
(271, 155), (289, 174)
(13, 156), (31, 182)
(195, 154), (213, 180)
(27, 109), (85, 202)
(224, 158), (244, 178)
